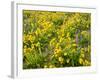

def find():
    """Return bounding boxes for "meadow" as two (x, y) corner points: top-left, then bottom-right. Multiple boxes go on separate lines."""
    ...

(23, 10), (91, 69)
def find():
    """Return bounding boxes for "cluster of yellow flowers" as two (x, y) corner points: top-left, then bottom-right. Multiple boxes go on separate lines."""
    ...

(23, 10), (91, 69)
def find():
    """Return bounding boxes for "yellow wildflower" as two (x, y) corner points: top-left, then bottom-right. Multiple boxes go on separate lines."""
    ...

(31, 44), (35, 49)
(28, 35), (34, 42)
(66, 59), (70, 63)
(58, 57), (64, 64)
(79, 58), (83, 64)
(71, 49), (76, 53)
(44, 65), (48, 68)
(49, 65), (55, 68)
(54, 48), (61, 54)
(72, 43), (77, 47)
(84, 60), (90, 66)
(64, 52), (68, 56)
(81, 53), (85, 58)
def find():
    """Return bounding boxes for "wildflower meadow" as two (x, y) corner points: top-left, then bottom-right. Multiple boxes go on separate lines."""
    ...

(23, 10), (91, 69)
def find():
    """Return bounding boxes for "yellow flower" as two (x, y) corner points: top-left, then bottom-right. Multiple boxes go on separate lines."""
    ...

(72, 43), (77, 47)
(80, 48), (85, 55)
(72, 39), (76, 43)
(24, 45), (27, 48)
(23, 46), (27, 53)
(54, 48), (61, 54)
(28, 35), (34, 42)
(67, 33), (70, 37)
(66, 44), (71, 49)
(50, 38), (56, 46)
(71, 49), (76, 53)
(84, 60), (90, 66)
(35, 30), (39, 36)
(31, 44), (35, 49)
(24, 48), (26, 53)
(23, 34), (28, 43)
(88, 45), (91, 53)
(66, 59), (70, 63)
(58, 57), (64, 64)
(81, 31), (87, 35)
(56, 43), (60, 48)
(64, 52), (67, 56)
(44, 65), (48, 68)
(54, 54), (58, 57)
(61, 33), (64, 37)
(80, 53), (85, 58)
(81, 31), (89, 38)
(66, 37), (71, 44)
(59, 37), (63, 43)
(79, 58), (83, 64)
(81, 48), (84, 52)
(49, 65), (55, 68)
